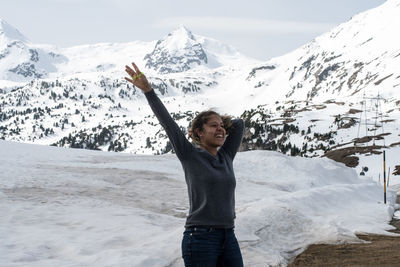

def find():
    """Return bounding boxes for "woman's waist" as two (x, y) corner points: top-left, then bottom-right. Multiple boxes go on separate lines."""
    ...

(184, 225), (234, 232)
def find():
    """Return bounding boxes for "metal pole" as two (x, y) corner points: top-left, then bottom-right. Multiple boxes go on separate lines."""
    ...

(383, 151), (386, 204)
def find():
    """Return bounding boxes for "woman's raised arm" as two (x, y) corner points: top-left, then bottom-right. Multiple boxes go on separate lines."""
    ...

(124, 62), (193, 160)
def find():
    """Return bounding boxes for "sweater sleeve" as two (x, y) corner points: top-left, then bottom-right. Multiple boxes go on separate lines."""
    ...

(220, 119), (244, 160)
(144, 89), (193, 161)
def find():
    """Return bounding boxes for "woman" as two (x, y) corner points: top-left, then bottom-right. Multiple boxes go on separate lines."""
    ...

(125, 62), (245, 267)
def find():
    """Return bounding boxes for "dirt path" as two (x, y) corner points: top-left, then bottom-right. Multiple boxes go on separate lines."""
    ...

(288, 196), (400, 267)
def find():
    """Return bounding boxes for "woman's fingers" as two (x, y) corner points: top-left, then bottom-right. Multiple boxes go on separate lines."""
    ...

(131, 62), (140, 73)
(125, 65), (135, 77)
(124, 77), (133, 83)
(125, 63), (144, 82)
(124, 62), (152, 92)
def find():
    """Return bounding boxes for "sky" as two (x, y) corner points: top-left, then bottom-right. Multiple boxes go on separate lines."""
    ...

(0, 0), (387, 60)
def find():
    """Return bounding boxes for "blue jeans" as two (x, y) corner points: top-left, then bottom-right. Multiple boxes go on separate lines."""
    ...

(181, 227), (244, 267)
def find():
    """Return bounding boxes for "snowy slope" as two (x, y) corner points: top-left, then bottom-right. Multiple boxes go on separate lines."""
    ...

(245, 0), (400, 105)
(55, 41), (156, 77)
(0, 140), (397, 266)
(235, 0), (400, 180)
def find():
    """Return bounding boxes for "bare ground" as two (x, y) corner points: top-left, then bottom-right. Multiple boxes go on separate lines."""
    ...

(288, 196), (400, 267)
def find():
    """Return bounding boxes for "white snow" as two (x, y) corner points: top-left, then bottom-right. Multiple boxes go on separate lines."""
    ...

(0, 140), (397, 266)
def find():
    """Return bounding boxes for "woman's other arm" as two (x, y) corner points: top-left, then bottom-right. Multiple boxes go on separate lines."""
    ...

(220, 118), (244, 160)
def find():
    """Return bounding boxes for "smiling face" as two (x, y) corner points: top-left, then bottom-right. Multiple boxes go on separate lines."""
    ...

(196, 114), (226, 149)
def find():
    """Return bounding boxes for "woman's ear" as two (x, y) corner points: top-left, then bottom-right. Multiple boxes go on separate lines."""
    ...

(195, 128), (202, 138)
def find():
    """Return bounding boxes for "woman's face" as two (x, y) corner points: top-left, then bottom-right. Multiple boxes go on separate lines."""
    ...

(197, 114), (226, 148)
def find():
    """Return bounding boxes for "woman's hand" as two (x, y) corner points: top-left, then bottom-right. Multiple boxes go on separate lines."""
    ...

(221, 115), (233, 134)
(125, 62), (152, 93)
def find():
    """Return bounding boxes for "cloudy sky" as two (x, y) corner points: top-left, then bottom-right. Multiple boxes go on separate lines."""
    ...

(0, 0), (386, 60)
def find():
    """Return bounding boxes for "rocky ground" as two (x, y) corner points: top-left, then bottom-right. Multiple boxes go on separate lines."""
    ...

(288, 195), (400, 267)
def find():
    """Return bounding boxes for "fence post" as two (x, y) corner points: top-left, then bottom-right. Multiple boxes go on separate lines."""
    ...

(383, 151), (386, 204)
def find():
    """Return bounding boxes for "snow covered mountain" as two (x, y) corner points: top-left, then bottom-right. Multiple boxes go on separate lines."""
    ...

(144, 26), (208, 74)
(245, 0), (400, 104)
(0, 19), (65, 82)
(143, 26), (252, 73)
(238, 0), (400, 171)
(0, 0), (399, 177)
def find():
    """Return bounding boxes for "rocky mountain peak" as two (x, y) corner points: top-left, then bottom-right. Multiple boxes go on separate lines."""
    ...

(0, 18), (58, 81)
(144, 25), (208, 74)
(168, 25), (195, 40)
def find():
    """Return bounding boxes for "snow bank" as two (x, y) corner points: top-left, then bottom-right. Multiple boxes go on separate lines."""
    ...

(0, 141), (397, 266)
(234, 151), (396, 265)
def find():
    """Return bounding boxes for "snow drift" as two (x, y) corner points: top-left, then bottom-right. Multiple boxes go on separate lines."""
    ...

(0, 141), (396, 266)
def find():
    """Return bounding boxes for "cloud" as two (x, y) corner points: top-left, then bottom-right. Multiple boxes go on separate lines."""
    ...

(153, 16), (335, 35)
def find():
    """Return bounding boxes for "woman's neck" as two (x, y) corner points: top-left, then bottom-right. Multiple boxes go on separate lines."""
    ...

(200, 145), (218, 156)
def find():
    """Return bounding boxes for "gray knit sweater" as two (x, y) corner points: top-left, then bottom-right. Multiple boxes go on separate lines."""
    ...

(145, 89), (244, 228)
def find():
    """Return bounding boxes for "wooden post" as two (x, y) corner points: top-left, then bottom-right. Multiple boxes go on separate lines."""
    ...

(383, 151), (386, 204)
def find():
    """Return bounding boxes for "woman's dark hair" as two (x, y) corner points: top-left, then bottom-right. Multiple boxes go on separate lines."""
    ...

(189, 110), (232, 146)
